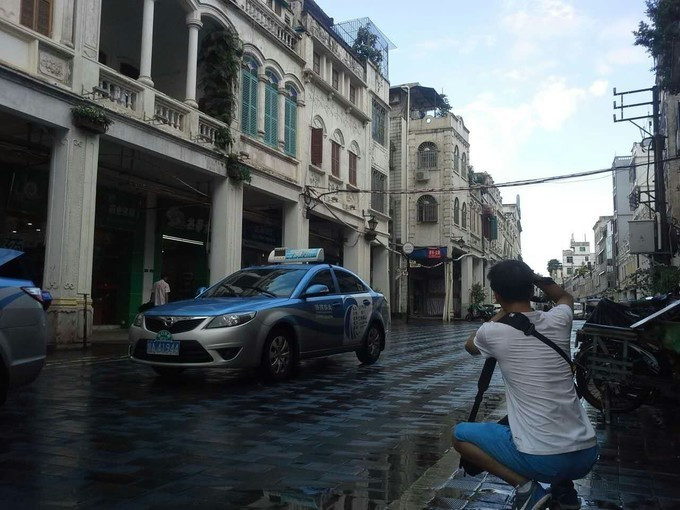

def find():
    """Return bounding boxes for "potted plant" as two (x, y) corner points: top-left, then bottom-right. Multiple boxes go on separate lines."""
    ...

(226, 153), (251, 183)
(71, 104), (113, 134)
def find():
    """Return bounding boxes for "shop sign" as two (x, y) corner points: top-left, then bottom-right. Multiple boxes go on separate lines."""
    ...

(163, 205), (210, 240)
(97, 189), (143, 229)
(409, 246), (448, 260)
(6, 170), (48, 216)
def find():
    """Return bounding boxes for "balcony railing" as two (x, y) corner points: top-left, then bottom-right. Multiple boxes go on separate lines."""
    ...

(154, 97), (187, 133)
(243, 0), (298, 52)
(99, 69), (141, 113)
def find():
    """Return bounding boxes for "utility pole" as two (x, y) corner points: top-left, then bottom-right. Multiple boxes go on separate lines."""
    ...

(613, 85), (670, 264)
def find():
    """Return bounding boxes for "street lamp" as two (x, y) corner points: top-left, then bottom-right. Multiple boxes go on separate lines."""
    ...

(363, 212), (378, 241)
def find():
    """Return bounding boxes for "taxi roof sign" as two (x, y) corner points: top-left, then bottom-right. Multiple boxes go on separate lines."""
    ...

(268, 247), (325, 264)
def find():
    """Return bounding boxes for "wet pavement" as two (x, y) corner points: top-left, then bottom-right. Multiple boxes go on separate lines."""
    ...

(2, 321), (679, 509)
(1, 320), (505, 509)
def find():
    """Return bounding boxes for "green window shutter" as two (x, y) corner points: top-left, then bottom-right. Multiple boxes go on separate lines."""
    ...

(241, 72), (258, 137)
(264, 85), (278, 146)
(284, 98), (297, 156)
(490, 216), (498, 240)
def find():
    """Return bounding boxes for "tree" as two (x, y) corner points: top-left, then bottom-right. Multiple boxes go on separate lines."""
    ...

(632, 265), (680, 295)
(547, 259), (561, 275)
(634, 0), (680, 93)
(470, 282), (486, 305)
(352, 25), (383, 69)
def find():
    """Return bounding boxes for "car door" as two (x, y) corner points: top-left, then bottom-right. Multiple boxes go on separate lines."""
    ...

(298, 268), (343, 354)
(334, 269), (373, 347)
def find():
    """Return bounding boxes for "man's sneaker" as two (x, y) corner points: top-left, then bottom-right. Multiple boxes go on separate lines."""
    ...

(512, 481), (551, 510)
(550, 482), (580, 510)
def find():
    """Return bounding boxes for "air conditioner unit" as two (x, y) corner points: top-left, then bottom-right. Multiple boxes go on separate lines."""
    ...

(415, 171), (429, 181)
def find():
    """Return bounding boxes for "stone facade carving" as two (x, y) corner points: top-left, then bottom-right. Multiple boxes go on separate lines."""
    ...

(38, 46), (73, 85)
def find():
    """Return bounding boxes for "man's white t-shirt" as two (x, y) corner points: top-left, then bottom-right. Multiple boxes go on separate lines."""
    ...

(152, 279), (170, 306)
(473, 304), (596, 455)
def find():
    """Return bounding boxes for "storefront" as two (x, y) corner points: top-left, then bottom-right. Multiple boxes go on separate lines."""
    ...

(408, 246), (448, 318)
(242, 212), (282, 268)
(308, 214), (344, 265)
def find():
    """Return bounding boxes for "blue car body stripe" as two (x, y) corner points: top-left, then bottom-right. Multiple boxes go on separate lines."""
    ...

(0, 291), (25, 309)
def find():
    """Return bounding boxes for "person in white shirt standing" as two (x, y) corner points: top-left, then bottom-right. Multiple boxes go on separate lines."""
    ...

(152, 274), (171, 306)
(453, 260), (597, 510)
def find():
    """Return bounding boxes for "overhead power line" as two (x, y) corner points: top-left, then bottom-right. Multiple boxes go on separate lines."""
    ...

(307, 155), (680, 199)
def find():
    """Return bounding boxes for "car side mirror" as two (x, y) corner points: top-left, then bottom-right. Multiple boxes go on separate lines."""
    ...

(302, 284), (330, 298)
(195, 286), (207, 297)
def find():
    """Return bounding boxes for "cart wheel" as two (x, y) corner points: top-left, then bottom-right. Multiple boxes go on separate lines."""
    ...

(574, 341), (661, 413)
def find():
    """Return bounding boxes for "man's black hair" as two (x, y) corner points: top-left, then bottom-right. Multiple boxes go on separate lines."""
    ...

(487, 260), (534, 302)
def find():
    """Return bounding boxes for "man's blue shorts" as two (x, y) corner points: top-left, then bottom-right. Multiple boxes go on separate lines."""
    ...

(454, 423), (598, 483)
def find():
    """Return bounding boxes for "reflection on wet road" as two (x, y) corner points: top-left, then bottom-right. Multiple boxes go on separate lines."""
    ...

(0, 321), (506, 508)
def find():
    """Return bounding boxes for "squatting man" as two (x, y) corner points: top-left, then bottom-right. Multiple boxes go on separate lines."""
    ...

(453, 260), (598, 510)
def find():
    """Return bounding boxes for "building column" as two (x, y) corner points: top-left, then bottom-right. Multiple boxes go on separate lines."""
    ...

(43, 128), (100, 346)
(142, 193), (157, 302)
(344, 230), (370, 281)
(283, 201), (309, 248)
(277, 87), (286, 150)
(209, 177), (243, 283)
(460, 254), (474, 313)
(138, 0), (156, 87)
(257, 73), (267, 140)
(371, 244), (389, 297)
(184, 13), (202, 108)
(320, 54), (327, 81)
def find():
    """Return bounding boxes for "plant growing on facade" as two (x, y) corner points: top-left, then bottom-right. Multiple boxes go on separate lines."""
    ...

(199, 27), (243, 149)
(226, 153), (251, 183)
(470, 282), (486, 306)
(71, 104), (113, 133)
(435, 94), (452, 117)
(634, 0), (680, 93)
(632, 264), (680, 295)
(352, 24), (383, 68)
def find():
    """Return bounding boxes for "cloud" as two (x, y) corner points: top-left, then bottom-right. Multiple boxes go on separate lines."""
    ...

(588, 79), (608, 97)
(412, 34), (496, 57)
(458, 76), (609, 173)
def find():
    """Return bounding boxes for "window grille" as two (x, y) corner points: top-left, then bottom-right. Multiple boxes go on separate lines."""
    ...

(417, 142), (437, 169)
(371, 169), (386, 212)
(417, 195), (438, 223)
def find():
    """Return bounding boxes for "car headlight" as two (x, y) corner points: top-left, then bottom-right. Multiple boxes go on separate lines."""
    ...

(133, 313), (144, 327)
(206, 311), (257, 329)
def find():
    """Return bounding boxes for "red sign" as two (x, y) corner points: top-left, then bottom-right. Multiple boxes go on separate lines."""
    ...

(427, 248), (442, 259)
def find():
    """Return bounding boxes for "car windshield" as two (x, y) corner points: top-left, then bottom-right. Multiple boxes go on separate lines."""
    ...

(201, 268), (307, 298)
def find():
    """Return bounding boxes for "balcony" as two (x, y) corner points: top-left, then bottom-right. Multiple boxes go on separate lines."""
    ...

(241, 0), (300, 53)
(306, 15), (366, 82)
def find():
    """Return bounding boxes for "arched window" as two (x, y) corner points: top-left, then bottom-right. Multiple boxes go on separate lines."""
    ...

(331, 130), (344, 178)
(417, 195), (438, 223)
(454, 197), (460, 225)
(454, 146), (460, 173)
(462, 203), (467, 229)
(264, 70), (279, 147)
(284, 84), (297, 156)
(461, 152), (467, 173)
(241, 57), (259, 137)
(417, 142), (437, 169)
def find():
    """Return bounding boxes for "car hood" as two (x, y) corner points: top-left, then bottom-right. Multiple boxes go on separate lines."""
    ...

(144, 297), (291, 317)
(0, 248), (23, 267)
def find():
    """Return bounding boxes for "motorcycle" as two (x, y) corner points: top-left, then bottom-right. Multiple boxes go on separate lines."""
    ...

(465, 303), (495, 321)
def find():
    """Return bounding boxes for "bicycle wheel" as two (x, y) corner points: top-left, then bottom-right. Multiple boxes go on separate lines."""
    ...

(574, 340), (662, 413)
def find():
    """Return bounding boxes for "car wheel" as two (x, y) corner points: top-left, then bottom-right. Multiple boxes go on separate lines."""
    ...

(261, 328), (294, 381)
(356, 322), (383, 365)
(152, 366), (185, 378)
(465, 313), (473, 321)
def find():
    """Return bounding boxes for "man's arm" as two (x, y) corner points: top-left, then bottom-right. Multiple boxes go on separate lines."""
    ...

(464, 309), (508, 355)
(534, 276), (573, 309)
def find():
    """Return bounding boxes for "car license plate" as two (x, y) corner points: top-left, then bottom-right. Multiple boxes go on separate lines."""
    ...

(147, 330), (179, 356)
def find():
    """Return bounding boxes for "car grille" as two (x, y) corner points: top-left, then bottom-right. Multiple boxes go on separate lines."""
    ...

(144, 317), (205, 334)
(133, 339), (213, 363)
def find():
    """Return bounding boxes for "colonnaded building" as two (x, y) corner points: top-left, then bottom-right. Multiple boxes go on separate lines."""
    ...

(0, 0), (393, 345)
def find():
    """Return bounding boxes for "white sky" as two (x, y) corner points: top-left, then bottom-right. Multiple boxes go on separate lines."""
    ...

(318, 0), (655, 274)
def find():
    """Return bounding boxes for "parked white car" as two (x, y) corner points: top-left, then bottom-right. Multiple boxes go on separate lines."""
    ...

(0, 249), (52, 404)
